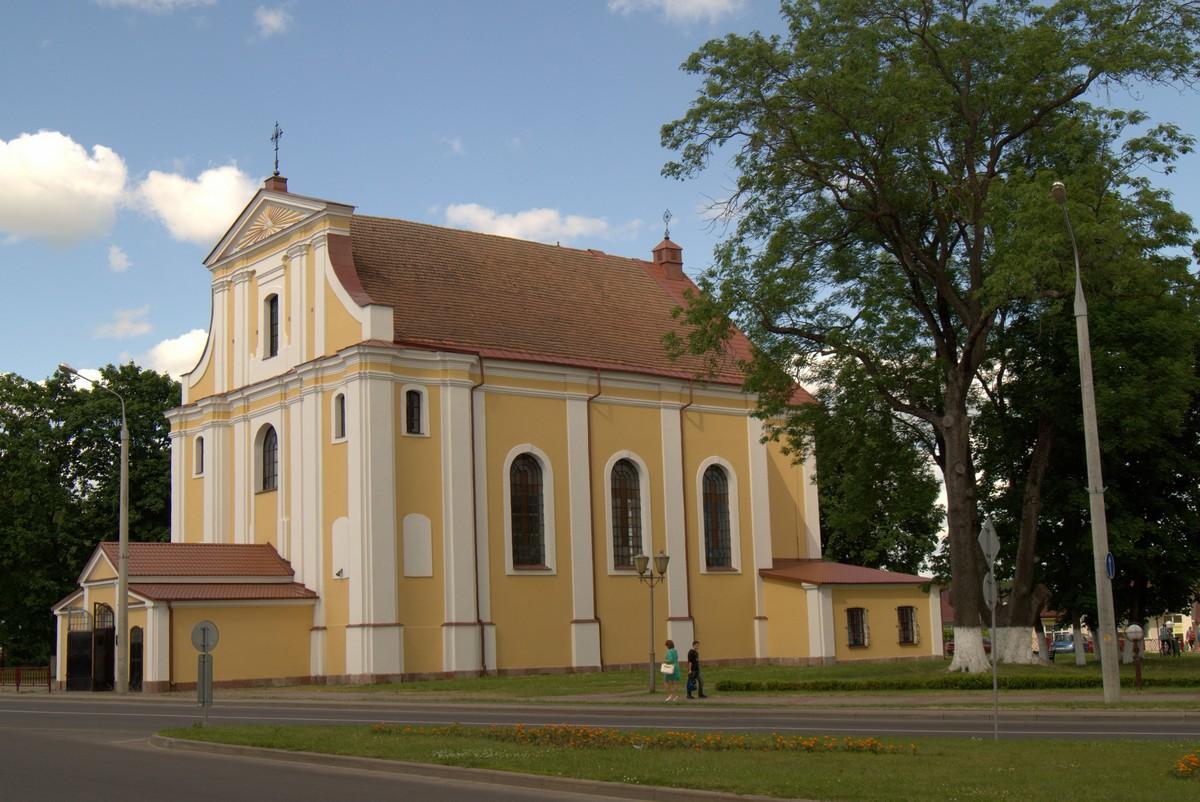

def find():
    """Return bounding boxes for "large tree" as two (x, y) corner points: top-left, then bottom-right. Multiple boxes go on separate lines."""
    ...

(0, 365), (178, 664)
(662, 0), (1200, 671)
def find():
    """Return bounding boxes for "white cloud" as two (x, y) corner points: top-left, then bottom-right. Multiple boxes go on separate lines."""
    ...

(135, 165), (258, 246)
(96, 0), (215, 12)
(444, 203), (618, 244)
(254, 6), (293, 38)
(607, 0), (744, 24)
(107, 244), (131, 272)
(140, 328), (207, 378)
(441, 135), (465, 156)
(0, 131), (127, 245)
(95, 306), (152, 340)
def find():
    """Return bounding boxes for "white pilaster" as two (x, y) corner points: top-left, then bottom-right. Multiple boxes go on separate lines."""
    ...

(288, 243), (309, 365)
(232, 416), (249, 544)
(231, 271), (251, 389)
(801, 452), (822, 558)
(566, 397), (600, 667)
(441, 380), (481, 672)
(169, 429), (184, 542)
(747, 417), (773, 650)
(806, 584), (836, 663)
(345, 373), (401, 676)
(312, 235), (328, 357)
(659, 407), (690, 627)
(147, 604), (170, 684)
(212, 279), (229, 395)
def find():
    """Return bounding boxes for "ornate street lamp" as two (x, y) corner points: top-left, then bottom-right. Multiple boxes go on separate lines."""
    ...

(634, 551), (670, 693)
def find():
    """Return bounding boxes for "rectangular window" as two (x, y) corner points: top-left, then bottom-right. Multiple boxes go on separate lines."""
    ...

(267, 295), (279, 358)
(406, 389), (422, 435)
(897, 606), (919, 645)
(847, 607), (868, 647)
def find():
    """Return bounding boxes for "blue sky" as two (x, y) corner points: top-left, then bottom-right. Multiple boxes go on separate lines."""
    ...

(2, 0), (1198, 383)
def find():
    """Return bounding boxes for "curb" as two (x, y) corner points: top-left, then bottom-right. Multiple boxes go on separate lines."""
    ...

(150, 735), (809, 801)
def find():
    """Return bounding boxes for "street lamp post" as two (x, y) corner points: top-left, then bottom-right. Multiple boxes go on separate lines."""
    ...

(634, 551), (670, 694)
(1126, 624), (1144, 691)
(61, 364), (130, 695)
(1051, 182), (1121, 704)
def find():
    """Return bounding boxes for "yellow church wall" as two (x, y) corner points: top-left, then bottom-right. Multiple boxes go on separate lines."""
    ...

(248, 272), (260, 357)
(188, 337), (216, 400)
(482, 391), (572, 669)
(305, 245), (316, 358)
(322, 390), (349, 674)
(185, 435), (204, 544)
(394, 382), (444, 675)
(589, 400), (666, 667)
(254, 489), (279, 550)
(680, 408), (756, 661)
(323, 279), (362, 357)
(171, 604), (313, 684)
(224, 426), (235, 543)
(225, 281), (236, 392)
(762, 577), (810, 659)
(767, 441), (807, 560)
(831, 586), (932, 661)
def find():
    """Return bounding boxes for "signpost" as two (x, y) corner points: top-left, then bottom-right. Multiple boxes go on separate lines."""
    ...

(191, 620), (219, 726)
(978, 520), (1000, 742)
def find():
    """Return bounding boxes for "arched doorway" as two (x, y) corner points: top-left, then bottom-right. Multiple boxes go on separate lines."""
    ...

(129, 626), (144, 692)
(91, 603), (115, 691)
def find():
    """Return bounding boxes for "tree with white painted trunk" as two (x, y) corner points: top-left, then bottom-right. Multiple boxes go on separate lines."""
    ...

(662, 0), (1200, 672)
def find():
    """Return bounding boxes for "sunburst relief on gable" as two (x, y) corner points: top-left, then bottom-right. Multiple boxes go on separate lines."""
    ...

(238, 205), (307, 249)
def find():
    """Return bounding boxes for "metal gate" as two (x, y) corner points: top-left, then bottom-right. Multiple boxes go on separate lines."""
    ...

(65, 609), (92, 692)
(91, 603), (115, 692)
(129, 626), (143, 692)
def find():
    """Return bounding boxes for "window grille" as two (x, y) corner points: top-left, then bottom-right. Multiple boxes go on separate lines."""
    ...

(510, 454), (544, 566)
(406, 390), (423, 435)
(702, 465), (732, 568)
(611, 459), (641, 568)
(897, 606), (919, 645)
(847, 607), (869, 647)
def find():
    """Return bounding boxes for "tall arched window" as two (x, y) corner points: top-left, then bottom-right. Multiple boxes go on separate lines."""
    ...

(332, 392), (346, 440)
(702, 465), (731, 568)
(509, 454), (544, 567)
(265, 294), (280, 358)
(611, 458), (641, 569)
(261, 425), (278, 491)
(405, 389), (423, 435)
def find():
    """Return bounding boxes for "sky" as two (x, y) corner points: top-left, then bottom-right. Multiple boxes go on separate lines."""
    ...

(2, 0), (1198, 383)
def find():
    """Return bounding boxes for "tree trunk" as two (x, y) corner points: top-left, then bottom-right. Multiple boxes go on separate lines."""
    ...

(995, 626), (1037, 663)
(1072, 616), (1087, 667)
(943, 394), (990, 673)
(996, 420), (1054, 658)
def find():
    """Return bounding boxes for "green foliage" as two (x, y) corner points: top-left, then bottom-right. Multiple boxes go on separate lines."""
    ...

(661, 0), (1200, 631)
(0, 364), (179, 663)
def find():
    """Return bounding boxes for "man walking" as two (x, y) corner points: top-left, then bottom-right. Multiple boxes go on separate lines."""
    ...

(686, 640), (707, 700)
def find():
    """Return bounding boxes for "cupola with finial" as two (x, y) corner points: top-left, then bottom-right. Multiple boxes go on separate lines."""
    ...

(651, 209), (683, 279)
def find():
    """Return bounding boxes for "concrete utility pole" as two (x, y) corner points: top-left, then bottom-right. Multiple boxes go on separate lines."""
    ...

(1051, 182), (1121, 704)
(61, 364), (130, 695)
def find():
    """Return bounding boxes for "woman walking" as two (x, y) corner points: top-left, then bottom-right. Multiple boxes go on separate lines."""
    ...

(663, 639), (681, 701)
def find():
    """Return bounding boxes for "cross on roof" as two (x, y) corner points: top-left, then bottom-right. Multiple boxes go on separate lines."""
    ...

(271, 122), (283, 176)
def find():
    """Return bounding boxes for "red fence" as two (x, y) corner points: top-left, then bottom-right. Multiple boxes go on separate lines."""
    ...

(0, 666), (52, 692)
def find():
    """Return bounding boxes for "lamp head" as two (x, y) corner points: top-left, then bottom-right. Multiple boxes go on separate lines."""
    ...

(653, 550), (670, 576)
(1051, 181), (1067, 205)
(1126, 624), (1144, 641)
(59, 363), (77, 376)
(633, 553), (649, 577)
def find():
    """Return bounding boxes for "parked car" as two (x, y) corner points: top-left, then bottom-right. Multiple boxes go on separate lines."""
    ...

(1052, 636), (1075, 654)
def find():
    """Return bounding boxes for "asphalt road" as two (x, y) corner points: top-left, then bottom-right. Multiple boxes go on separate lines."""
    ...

(2, 693), (1199, 801)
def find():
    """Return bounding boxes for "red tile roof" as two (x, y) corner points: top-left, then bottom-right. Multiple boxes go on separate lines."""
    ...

(98, 542), (295, 578)
(760, 559), (929, 585)
(341, 217), (816, 398)
(129, 582), (317, 601)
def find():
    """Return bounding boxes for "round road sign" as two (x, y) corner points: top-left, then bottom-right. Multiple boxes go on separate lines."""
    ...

(191, 620), (220, 653)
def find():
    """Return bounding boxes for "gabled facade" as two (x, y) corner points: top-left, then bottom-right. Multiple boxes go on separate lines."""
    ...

(57, 176), (941, 690)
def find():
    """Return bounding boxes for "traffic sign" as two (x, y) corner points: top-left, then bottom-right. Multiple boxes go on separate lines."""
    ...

(191, 620), (220, 653)
(1105, 552), (1115, 580)
(982, 572), (997, 609)
(978, 520), (1000, 564)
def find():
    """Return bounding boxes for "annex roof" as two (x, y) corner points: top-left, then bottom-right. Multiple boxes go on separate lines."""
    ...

(343, 215), (807, 394)
(128, 583), (317, 601)
(95, 542), (296, 579)
(760, 559), (929, 586)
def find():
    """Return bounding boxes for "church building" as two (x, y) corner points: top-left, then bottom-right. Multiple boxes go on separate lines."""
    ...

(54, 176), (941, 691)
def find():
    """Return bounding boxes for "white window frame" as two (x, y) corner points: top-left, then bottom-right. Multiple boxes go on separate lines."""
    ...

(331, 390), (347, 443)
(192, 434), (205, 477)
(694, 456), (742, 574)
(501, 444), (556, 575)
(254, 422), (281, 494)
(603, 450), (652, 575)
(401, 384), (429, 437)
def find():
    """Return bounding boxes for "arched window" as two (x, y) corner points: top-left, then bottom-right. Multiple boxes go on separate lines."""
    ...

(194, 435), (205, 476)
(265, 294), (280, 358)
(509, 454), (544, 567)
(611, 458), (641, 569)
(261, 425), (278, 492)
(405, 388), (423, 435)
(702, 465), (731, 568)
(332, 392), (346, 441)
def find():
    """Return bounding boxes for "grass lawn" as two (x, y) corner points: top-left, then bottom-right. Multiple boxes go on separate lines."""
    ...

(162, 722), (1200, 801)
(267, 654), (1200, 702)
